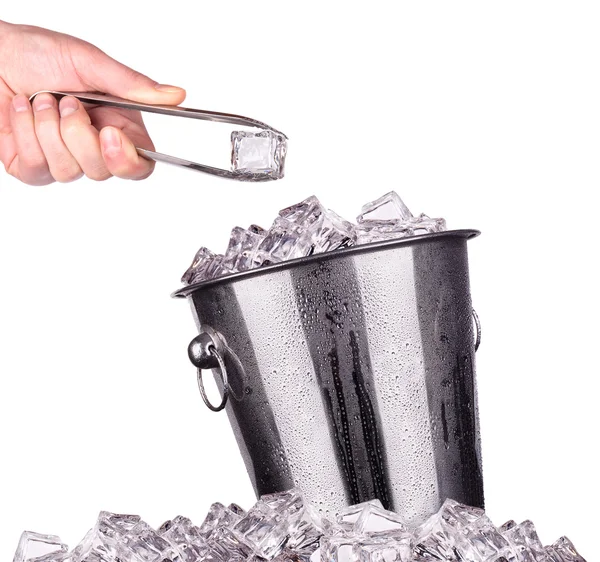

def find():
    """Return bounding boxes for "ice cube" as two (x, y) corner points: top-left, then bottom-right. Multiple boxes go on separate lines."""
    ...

(227, 504), (247, 517)
(231, 130), (287, 180)
(354, 505), (406, 536)
(198, 503), (242, 540)
(438, 499), (486, 531)
(462, 523), (516, 561)
(159, 516), (205, 562)
(255, 217), (312, 265)
(249, 225), (267, 235)
(70, 527), (120, 562)
(311, 210), (357, 254)
(261, 490), (324, 554)
(413, 511), (464, 560)
(279, 196), (324, 228)
(207, 527), (253, 562)
(320, 535), (360, 562)
(181, 247), (216, 284)
(352, 535), (412, 562)
(502, 520), (546, 562)
(544, 537), (587, 562)
(232, 501), (289, 559)
(336, 500), (385, 533)
(187, 254), (232, 284)
(357, 192), (412, 223)
(13, 532), (69, 562)
(355, 221), (415, 245)
(222, 227), (265, 272)
(124, 527), (175, 562)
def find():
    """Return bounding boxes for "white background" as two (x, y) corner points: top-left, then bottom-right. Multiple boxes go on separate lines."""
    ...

(1, 1), (598, 559)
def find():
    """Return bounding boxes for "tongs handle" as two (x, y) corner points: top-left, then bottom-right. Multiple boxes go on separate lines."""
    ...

(28, 90), (286, 182)
(30, 91), (285, 135)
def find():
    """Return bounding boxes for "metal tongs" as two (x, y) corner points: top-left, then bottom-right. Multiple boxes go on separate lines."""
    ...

(29, 90), (287, 182)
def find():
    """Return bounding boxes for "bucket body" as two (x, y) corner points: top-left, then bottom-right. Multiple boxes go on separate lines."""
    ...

(174, 230), (484, 525)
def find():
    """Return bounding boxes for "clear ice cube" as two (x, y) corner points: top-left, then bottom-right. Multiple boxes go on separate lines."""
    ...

(352, 535), (412, 562)
(124, 527), (175, 562)
(438, 499), (486, 531)
(354, 505), (407, 537)
(336, 500), (384, 533)
(197, 503), (242, 540)
(279, 196), (324, 228)
(186, 254), (232, 285)
(249, 224), (267, 235)
(311, 210), (357, 254)
(320, 536), (360, 562)
(222, 227), (265, 272)
(502, 520), (546, 562)
(231, 130), (287, 180)
(181, 247), (216, 284)
(13, 532), (69, 562)
(255, 217), (312, 266)
(413, 511), (464, 561)
(357, 192), (413, 223)
(544, 537), (587, 562)
(207, 527), (253, 562)
(232, 501), (289, 559)
(159, 516), (205, 562)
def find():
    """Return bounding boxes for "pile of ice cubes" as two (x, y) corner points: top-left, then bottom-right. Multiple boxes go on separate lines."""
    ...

(182, 192), (447, 286)
(13, 489), (586, 562)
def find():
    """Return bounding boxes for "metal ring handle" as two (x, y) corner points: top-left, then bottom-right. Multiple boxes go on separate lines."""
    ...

(472, 309), (481, 352)
(196, 346), (229, 412)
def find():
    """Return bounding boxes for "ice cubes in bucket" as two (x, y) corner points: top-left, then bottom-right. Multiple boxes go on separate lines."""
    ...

(181, 191), (447, 285)
(13, 490), (587, 562)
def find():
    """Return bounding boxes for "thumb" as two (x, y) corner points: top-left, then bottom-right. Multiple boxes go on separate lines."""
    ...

(72, 44), (186, 105)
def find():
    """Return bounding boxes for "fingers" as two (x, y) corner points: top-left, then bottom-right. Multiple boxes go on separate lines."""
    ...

(6, 93), (154, 185)
(58, 97), (111, 181)
(32, 93), (83, 183)
(9, 94), (53, 185)
(99, 126), (154, 180)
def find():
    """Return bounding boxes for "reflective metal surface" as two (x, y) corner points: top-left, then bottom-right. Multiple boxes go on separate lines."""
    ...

(174, 230), (484, 525)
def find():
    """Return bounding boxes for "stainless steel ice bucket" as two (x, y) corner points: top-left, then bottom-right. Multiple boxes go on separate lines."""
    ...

(173, 230), (483, 525)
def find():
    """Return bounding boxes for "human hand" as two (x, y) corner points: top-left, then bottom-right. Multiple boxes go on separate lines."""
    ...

(0, 20), (186, 185)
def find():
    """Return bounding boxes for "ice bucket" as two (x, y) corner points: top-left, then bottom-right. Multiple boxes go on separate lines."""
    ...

(173, 230), (483, 525)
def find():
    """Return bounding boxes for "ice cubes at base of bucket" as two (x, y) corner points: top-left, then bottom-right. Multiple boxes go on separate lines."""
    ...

(13, 531), (69, 562)
(501, 520), (547, 561)
(231, 130), (287, 180)
(544, 537), (587, 562)
(13, 491), (589, 562)
(233, 502), (290, 559)
(197, 502), (244, 539)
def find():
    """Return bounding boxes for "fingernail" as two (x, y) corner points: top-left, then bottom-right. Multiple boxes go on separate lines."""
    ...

(12, 95), (30, 113)
(59, 96), (79, 118)
(101, 127), (122, 157)
(32, 94), (55, 112)
(154, 84), (183, 93)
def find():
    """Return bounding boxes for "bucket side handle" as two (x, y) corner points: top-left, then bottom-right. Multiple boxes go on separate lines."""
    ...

(187, 325), (247, 412)
(187, 326), (230, 412)
(472, 309), (481, 352)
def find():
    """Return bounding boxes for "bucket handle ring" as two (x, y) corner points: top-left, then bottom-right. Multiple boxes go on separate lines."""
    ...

(473, 309), (481, 351)
(188, 326), (230, 412)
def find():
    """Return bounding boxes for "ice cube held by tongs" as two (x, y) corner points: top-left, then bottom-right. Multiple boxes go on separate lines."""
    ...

(28, 91), (288, 182)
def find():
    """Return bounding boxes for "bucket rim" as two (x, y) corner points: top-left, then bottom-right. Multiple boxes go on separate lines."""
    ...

(172, 228), (480, 298)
